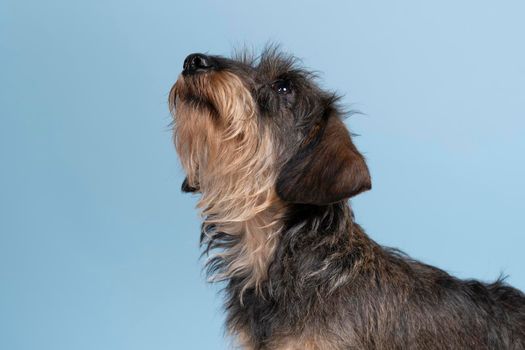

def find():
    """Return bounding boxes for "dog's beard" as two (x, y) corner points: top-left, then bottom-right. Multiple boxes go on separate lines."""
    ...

(170, 71), (283, 295)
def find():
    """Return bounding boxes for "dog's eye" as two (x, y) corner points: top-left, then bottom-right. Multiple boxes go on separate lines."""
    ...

(271, 80), (292, 95)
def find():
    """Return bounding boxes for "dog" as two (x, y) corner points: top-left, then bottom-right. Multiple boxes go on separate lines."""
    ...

(169, 48), (525, 350)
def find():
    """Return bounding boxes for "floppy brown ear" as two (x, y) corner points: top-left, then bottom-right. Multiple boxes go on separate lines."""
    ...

(276, 115), (371, 205)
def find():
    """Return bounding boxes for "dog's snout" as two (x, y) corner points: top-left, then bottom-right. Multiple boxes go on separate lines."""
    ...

(183, 53), (213, 74)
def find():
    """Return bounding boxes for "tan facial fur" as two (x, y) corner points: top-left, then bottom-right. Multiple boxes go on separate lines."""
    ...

(170, 71), (282, 296)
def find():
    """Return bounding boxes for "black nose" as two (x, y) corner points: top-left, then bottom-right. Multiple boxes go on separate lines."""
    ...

(183, 53), (213, 74)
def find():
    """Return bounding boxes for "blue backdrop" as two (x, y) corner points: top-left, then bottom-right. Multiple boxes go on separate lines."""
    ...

(1, 1), (524, 349)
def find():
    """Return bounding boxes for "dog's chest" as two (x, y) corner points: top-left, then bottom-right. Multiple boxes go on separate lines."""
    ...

(235, 330), (351, 350)
(230, 295), (356, 350)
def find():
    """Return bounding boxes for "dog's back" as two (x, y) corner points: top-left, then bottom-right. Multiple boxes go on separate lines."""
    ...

(372, 247), (525, 349)
(222, 215), (525, 349)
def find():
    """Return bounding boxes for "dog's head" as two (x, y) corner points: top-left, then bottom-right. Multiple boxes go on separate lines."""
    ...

(170, 48), (371, 217)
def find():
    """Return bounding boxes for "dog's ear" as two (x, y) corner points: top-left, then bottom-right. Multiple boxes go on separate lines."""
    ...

(181, 177), (199, 193)
(276, 115), (371, 205)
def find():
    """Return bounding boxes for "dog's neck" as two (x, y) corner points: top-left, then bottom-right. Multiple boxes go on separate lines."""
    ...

(197, 153), (285, 296)
(201, 196), (374, 299)
(222, 201), (377, 347)
(275, 202), (374, 288)
(201, 201), (284, 296)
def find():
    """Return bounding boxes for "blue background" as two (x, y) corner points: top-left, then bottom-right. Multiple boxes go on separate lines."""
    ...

(1, 1), (524, 349)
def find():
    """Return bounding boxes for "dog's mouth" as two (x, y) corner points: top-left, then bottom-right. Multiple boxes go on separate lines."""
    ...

(170, 73), (221, 119)
(185, 94), (218, 115)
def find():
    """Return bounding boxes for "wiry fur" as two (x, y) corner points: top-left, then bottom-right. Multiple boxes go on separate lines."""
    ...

(170, 48), (525, 349)
(170, 69), (284, 295)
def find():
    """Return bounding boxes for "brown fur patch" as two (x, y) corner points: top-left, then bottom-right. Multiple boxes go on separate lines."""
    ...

(276, 116), (371, 205)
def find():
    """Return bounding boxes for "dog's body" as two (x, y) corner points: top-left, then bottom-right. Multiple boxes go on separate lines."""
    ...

(170, 48), (525, 349)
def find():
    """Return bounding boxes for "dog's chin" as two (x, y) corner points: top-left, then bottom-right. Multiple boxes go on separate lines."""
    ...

(174, 78), (221, 120)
